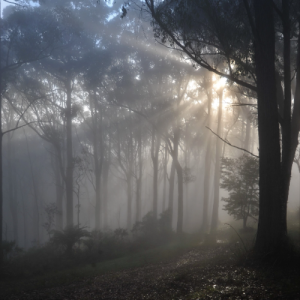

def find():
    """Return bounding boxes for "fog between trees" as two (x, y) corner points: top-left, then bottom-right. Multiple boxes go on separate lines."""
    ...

(0, 0), (299, 258)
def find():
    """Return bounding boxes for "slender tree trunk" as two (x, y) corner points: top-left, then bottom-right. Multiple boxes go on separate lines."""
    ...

(172, 127), (184, 234)
(127, 174), (132, 230)
(168, 160), (175, 227)
(102, 161), (109, 228)
(151, 128), (160, 219)
(103, 134), (111, 229)
(244, 114), (251, 151)
(202, 139), (212, 233)
(0, 131), (3, 266)
(21, 183), (27, 249)
(53, 148), (64, 229)
(65, 81), (73, 227)
(202, 88), (212, 232)
(7, 137), (18, 244)
(95, 163), (101, 230)
(25, 131), (40, 243)
(211, 91), (223, 237)
(135, 128), (142, 222)
(175, 158), (183, 234)
(163, 144), (168, 212)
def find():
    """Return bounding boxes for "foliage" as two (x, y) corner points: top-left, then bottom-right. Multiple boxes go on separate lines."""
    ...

(0, 240), (22, 262)
(221, 155), (259, 229)
(43, 203), (60, 237)
(50, 225), (90, 256)
(132, 210), (174, 248)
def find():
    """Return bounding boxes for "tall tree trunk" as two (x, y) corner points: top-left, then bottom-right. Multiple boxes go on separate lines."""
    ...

(65, 81), (73, 227)
(211, 91), (223, 238)
(175, 158), (183, 234)
(0, 131), (3, 265)
(102, 161), (109, 228)
(53, 148), (64, 229)
(103, 134), (111, 229)
(253, 0), (285, 254)
(201, 88), (212, 232)
(172, 127), (184, 234)
(135, 128), (142, 222)
(94, 163), (101, 230)
(162, 144), (168, 212)
(244, 114), (251, 151)
(168, 160), (175, 227)
(151, 127), (161, 219)
(25, 131), (40, 243)
(127, 174), (132, 230)
(7, 136), (18, 244)
(21, 183), (27, 249)
(95, 103), (104, 230)
(202, 139), (212, 233)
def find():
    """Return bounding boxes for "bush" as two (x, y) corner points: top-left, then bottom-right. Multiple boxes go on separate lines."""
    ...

(131, 210), (174, 249)
(50, 225), (90, 256)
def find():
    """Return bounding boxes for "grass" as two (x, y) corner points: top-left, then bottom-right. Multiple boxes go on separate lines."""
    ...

(0, 236), (198, 298)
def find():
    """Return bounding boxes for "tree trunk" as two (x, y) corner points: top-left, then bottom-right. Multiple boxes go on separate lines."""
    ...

(175, 158), (183, 234)
(172, 127), (184, 234)
(211, 90), (223, 238)
(168, 160), (175, 227)
(135, 128), (142, 222)
(162, 144), (168, 212)
(53, 147), (64, 230)
(202, 140), (212, 233)
(25, 131), (40, 243)
(253, 0), (286, 254)
(103, 134), (111, 229)
(151, 127), (160, 219)
(244, 114), (251, 151)
(65, 81), (73, 227)
(102, 160), (109, 229)
(7, 137), (18, 244)
(0, 131), (3, 266)
(202, 87), (212, 232)
(127, 174), (132, 230)
(94, 163), (101, 230)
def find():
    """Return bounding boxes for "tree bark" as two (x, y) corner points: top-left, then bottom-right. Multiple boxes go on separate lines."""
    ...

(172, 127), (184, 234)
(135, 128), (142, 222)
(168, 160), (175, 227)
(210, 91), (223, 238)
(7, 136), (18, 244)
(127, 174), (132, 230)
(151, 127), (160, 219)
(253, 0), (286, 254)
(202, 139), (212, 233)
(162, 144), (168, 212)
(65, 80), (73, 227)
(0, 131), (3, 266)
(25, 131), (40, 243)
(54, 148), (64, 230)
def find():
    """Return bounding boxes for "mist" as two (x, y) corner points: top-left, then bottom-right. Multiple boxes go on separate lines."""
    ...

(1, 1), (300, 299)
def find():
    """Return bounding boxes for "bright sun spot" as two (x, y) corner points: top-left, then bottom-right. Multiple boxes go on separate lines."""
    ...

(213, 75), (227, 90)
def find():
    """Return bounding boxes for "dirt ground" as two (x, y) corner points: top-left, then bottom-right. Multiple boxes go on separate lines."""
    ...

(5, 244), (300, 300)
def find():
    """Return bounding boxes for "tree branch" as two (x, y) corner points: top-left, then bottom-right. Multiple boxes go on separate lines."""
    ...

(206, 126), (258, 158)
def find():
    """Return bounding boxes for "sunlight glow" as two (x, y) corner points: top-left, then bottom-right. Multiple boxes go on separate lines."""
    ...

(213, 75), (227, 91)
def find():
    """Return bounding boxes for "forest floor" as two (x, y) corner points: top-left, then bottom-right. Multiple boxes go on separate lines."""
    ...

(3, 242), (300, 300)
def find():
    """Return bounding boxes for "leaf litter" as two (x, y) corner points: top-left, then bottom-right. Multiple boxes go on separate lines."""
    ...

(5, 244), (300, 300)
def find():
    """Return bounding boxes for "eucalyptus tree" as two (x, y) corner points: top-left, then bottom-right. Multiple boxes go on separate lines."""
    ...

(80, 48), (113, 230)
(144, 0), (300, 257)
(35, 9), (95, 227)
(0, 5), (61, 263)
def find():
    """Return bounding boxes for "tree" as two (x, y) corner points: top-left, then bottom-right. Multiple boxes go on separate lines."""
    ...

(144, 0), (300, 257)
(221, 155), (259, 230)
(0, 5), (61, 265)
